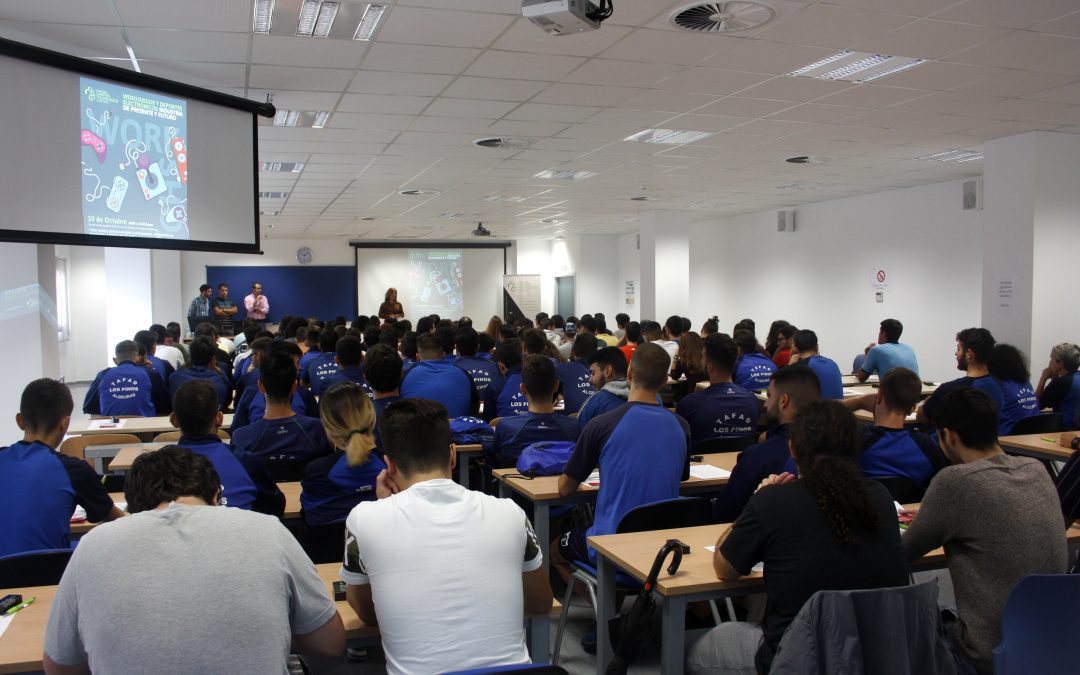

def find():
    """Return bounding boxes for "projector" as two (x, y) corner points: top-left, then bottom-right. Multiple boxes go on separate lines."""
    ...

(522, 0), (601, 35)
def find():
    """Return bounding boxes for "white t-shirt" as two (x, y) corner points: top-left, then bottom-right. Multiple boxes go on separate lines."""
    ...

(654, 339), (679, 363)
(341, 478), (542, 675)
(155, 344), (185, 371)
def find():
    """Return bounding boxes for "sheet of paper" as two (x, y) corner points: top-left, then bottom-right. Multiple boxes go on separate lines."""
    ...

(0, 614), (13, 639)
(585, 470), (600, 486)
(70, 506), (86, 522)
(842, 387), (868, 397)
(689, 464), (732, 480)
(88, 418), (126, 430)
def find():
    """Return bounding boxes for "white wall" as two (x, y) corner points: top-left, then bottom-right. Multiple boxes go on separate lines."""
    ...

(572, 234), (621, 319)
(689, 179), (984, 382)
(512, 238), (557, 317)
(617, 232), (640, 321)
(64, 246), (107, 382)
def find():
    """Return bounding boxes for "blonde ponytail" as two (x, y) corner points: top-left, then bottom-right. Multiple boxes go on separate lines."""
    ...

(319, 382), (378, 467)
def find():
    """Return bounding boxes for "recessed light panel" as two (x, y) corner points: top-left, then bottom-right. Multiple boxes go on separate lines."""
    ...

(534, 169), (596, 181)
(261, 162), (305, 172)
(789, 51), (926, 83)
(624, 128), (714, 145)
(915, 149), (984, 163)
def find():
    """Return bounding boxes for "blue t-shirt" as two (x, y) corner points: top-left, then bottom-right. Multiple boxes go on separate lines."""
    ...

(800, 355), (844, 400)
(232, 353), (253, 384)
(317, 366), (374, 399)
(733, 353), (777, 391)
(997, 379), (1039, 435)
(858, 426), (946, 489)
(564, 402), (690, 562)
(482, 367), (528, 421)
(714, 427), (792, 523)
(300, 450), (386, 526)
(675, 382), (760, 447)
(920, 374), (1004, 424)
(862, 342), (920, 378)
(372, 395), (400, 450)
(399, 360), (477, 418)
(491, 411), (581, 468)
(1040, 372), (1080, 431)
(0, 441), (115, 556)
(230, 414), (332, 462)
(146, 354), (174, 385)
(455, 355), (501, 398)
(298, 349), (322, 382)
(304, 352), (339, 390)
(556, 360), (596, 415)
(83, 361), (170, 417)
(175, 435), (261, 512)
(231, 388), (319, 432)
(576, 385), (629, 429)
(169, 366), (231, 412)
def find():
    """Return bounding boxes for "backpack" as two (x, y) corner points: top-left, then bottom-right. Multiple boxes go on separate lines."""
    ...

(449, 416), (494, 454)
(515, 441), (576, 476)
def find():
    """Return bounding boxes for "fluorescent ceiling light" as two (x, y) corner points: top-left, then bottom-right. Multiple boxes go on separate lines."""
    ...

(272, 110), (330, 128)
(313, 1), (339, 38)
(915, 149), (984, 163)
(312, 111), (331, 128)
(125, 45), (141, 73)
(261, 162), (305, 172)
(788, 51), (926, 84)
(296, 0), (321, 36)
(253, 0), (275, 33)
(624, 128), (714, 145)
(534, 169), (596, 181)
(354, 4), (387, 40)
(259, 191), (289, 199)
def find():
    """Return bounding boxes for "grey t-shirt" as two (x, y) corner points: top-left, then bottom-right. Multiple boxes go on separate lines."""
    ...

(45, 503), (336, 674)
(903, 453), (1067, 674)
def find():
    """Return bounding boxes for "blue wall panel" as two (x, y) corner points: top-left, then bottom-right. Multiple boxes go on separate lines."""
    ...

(205, 265), (355, 323)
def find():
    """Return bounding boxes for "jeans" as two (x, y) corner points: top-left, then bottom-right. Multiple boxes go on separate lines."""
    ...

(685, 622), (764, 675)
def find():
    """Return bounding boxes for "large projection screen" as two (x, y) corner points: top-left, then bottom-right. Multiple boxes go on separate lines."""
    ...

(355, 245), (507, 321)
(0, 38), (272, 253)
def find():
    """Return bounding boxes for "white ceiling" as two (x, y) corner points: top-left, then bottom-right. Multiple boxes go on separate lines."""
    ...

(5, 0), (1080, 241)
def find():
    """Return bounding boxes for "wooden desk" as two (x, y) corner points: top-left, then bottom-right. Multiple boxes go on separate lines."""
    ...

(588, 521), (1080, 675)
(66, 414), (234, 437)
(494, 453), (738, 570)
(454, 444), (483, 490)
(1000, 433), (1074, 462)
(0, 585), (55, 674)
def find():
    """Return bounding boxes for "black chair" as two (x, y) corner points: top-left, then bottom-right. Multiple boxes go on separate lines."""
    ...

(872, 476), (921, 504)
(693, 435), (757, 454)
(264, 458), (309, 482)
(0, 548), (74, 586)
(1010, 413), (1062, 435)
(303, 522), (346, 564)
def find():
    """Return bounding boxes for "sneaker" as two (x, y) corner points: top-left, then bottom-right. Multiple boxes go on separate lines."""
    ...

(581, 621), (597, 654)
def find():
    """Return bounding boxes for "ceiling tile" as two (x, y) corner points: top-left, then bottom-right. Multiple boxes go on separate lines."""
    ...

(819, 0), (963, 16)
(141, 61), (247, 89)
(126, 29), (249, 63)
(697, 97), (797, 117)
(756, 4), (915, 49)
(563, 58), (681, 87)
(767, 103), (868, 124)
(736, 76), (853, 102)
(375, 5), (514, 48)
(408, 116), (494, 134)
(325, 113), (416, 130)
(950, 68), (1080, 97)
(815, 84), (930, 107)
(362, 43), (481, 75)
(441, 76), (549, 101)
(114, 0), (250, 31)
(617, 89), (720, 112)
(585, 108), (674, 127)
(667, 113), (757, 132)
(652, 67), (771, 95)
(0, 22), (125, 58)
(424, 98), (520, 118)
(932, 0), (1080, 29)
(873, 61), (987, 90)
(701, 39), (839, 75)
(492, 17), (634, 57)
(249, 64), (355, 91)
(532, 83), (644, 106)
(507, 103), (603, 123)
(484, 120), (573, 137)
(853, 19), (1011, 60)
(598, 28), (729, 65)
(251, 34), (367, 68)
(1031, 10), (1080, 38)
(337, 93), (433, 115)
(464, 50), (586, 81)
(347, 71), (453, 96)
(944, 31), (1080, 69)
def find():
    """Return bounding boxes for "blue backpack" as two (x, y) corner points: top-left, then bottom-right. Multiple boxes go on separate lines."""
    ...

(515, 441), (576, 476)
(449, 416), (494, 454)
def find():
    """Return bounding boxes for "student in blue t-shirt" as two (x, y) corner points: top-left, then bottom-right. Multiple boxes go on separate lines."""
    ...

(577, 347), (630, 428)
(134, 330), (175, 386)
(170, 380), (284, 515)
(303, 330), (340, 391)
(918, 327), (1004, 425)
(988, 343), (1040, 435)
(399, 333), (478, 418)
(0, 379), (124, 556)
(483, 339), (528, 421)
(476, 332), (496, 362)
(231, 351), (332, 463)
(857, 318), (920, 381)
(714, 366), (821, 523)
(297, 327), (323, 380)
(364, 344), (403, 450)
(455, 326), (500, 399)
(300, 379), (386, 526)
(83, 340), (172, 417)
(232, 341), (319, 432)
(556, 334), (599, 415)
(676, 333), (760, 449)
(232, 337), (273, 397)
(1037, 343), (1080, 431)
(788, 329), (844, 400)
(843, 367), (947, 502)
(732, 329), (777, 392)
(315, 335), (373, 398)
(169, 337), (232, 412)
(490, 355), (581, 469)
(554, 343), (690, 577)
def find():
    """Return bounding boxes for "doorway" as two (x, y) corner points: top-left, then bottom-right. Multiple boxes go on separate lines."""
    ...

(556, 276), (575, 318)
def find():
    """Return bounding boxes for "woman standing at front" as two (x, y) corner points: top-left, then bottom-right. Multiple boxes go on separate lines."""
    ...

(379, 287), (404, 320)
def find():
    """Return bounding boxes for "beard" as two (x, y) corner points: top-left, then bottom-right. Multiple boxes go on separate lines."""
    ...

(956, 354), (968, 371)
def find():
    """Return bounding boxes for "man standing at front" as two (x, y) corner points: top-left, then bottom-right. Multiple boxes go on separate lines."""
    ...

(244, 281), (269, 327)
(341, 398), (552, 674)
(187, 284), (212, 324)
(211, 283), (238, 336)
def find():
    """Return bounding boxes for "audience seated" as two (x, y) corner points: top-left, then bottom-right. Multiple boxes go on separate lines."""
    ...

(490, 355), (581, 469)
(364, 344), (403, 450)
(232, 336), (272, 395)
(559, 316), (595, 360)
(193, 321), (235, 371)
(1036, 342), (1080, 431)
(917, 327), (1004, 425)
(455, 326), (500, 398)
(171, 380), (284, 515)
(788, 329), (844, 399)
(577, 347), (630, 428)
(619, 320), (643, 363)
(313, 335), (372, 398)
(149, 323), (185, 371)
(436, 325), (458, 364)
(134, 329), (175, 385)
(300, 382), (386, 526)
(556, 333), (599, 415)
(857, 318), (920, 381)
(83, 339), (171, 417)
(732, 329), (777, 392)
(676, 333), (760, 449)
(904, 388), (1067, 674)
(399, 333), (477, 418)
(653, 315), (682, 362)
(168, 336), (231, 412)
(670, 332), (707, 399)
(686, 401), (909, 675)
(298, 327), (323, 377)
(483, 339), (527, 422)
(43, 446), (344, 673)
(341, 398), (552, 675)
(0, 379), (123, 556)
(988, 343), (1040, 435)
(843, 367), (947, 502)
(302, 330), (340, 392)
(230, 351), (332, 463)
(232, 341), (319, 431)
(771, 324), (797, 368)
(714, 366), (821, 523)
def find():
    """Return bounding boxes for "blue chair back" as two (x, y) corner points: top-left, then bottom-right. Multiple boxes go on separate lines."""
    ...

(0, 548), (74, 586)
(993, 574), (1080, 675)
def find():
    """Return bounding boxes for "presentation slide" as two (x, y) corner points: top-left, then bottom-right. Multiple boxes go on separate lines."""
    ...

(356, 247), (504, 321)
(80, 77), (189, 239)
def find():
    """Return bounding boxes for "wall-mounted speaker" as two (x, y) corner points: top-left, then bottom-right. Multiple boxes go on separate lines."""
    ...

(777, 210), (796, 232)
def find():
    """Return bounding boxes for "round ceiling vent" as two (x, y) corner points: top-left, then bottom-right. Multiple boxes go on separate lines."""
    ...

(669, 1), (776, 33)
(784, 155), (830, 165)
(473, 137), (534, 149)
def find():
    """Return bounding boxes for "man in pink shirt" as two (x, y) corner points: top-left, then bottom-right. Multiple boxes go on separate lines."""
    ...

(244, 281), (269, 326)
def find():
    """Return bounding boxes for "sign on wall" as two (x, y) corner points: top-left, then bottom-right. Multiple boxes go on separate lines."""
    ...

(625, 280), (635, 305)
(504, 274), (541, 322)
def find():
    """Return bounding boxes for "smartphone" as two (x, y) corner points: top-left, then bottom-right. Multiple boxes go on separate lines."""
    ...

(0, 595), (22, 614)
(333, 581), (346, 601)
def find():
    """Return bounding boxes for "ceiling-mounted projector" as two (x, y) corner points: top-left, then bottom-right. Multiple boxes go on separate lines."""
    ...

(472, 223), (492, 237)
(522, 0), (602, 35)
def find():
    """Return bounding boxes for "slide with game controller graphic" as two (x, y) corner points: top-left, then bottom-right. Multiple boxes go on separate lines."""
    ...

(80, 77), (189, 239)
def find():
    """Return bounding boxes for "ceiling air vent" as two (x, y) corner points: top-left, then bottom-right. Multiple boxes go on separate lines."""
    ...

(785, 155), (829, 165)
(473, 137), (533, 149)
(669, 1), (776, 33)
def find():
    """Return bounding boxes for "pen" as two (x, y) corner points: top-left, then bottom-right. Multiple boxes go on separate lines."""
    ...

(1041, 437), (1056, 443)
(4, 597), (33, 616)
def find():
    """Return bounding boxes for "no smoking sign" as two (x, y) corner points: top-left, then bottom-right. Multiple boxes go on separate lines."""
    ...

(870, 268), (889, 288)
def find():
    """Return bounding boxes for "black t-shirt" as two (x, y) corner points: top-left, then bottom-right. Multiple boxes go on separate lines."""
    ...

(720, 478), (909, 672)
